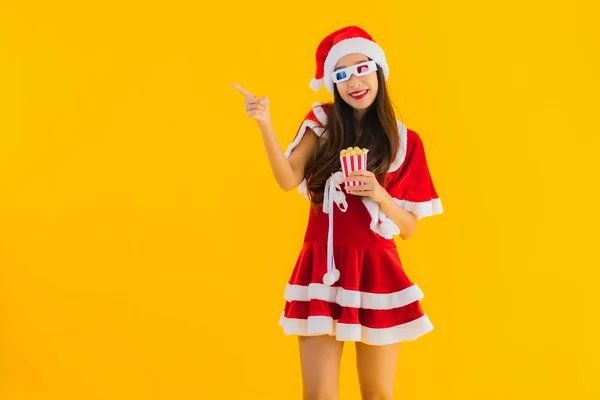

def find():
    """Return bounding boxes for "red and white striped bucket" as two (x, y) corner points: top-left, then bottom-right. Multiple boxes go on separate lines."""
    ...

(340, 149), (369, 188)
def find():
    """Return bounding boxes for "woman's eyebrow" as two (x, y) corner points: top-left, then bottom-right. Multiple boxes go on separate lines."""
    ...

(334, 60), (369, 71)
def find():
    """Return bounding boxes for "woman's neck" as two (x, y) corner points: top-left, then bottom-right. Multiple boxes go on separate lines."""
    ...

(354, 121), (363, 141)
(354, 111), (365, 139)
(354, 108), (366, 121)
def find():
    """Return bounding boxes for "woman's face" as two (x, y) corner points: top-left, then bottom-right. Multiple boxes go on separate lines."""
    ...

(334, 53), (379, 111)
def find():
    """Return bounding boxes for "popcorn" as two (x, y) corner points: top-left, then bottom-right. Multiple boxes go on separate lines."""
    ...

(340, 147), (369, 188)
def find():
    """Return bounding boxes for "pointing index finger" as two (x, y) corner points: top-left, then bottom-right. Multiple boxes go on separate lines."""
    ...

(231, 82), (255, 98)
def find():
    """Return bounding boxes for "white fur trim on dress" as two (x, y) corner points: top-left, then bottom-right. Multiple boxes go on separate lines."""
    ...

(312, 102), (328, 125)
(284, 120), (326, 158)
(284, 282), (424, 310)
(362, 196), (443, 238)
(388, 120), (408, 172)
(362, 197), (400, 239)
(286, 104), (329, 198)
(279, 313), (434, 345)
(392, 197), (443, 220)
(378, 213), (401, 237)
(323, 37), (389, 93)
(360, 120), (411, 239)
(296, 179), (309, 199)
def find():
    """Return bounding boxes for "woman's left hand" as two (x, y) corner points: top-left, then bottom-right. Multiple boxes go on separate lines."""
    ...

(345, 170), (387, 203)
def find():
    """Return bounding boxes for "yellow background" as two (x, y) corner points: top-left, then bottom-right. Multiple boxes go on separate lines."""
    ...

(1, 1), (599, 399)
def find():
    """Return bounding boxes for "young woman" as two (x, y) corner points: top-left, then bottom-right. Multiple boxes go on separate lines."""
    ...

(233, 26), (443, 400)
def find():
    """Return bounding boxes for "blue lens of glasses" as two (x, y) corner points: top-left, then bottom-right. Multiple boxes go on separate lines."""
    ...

(335, 71), (347, 81)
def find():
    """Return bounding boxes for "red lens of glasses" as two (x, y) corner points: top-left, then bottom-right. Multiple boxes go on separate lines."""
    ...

(356, 64), (370, 74)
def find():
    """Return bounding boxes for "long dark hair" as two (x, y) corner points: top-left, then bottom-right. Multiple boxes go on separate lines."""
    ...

(304, 67), (400, 206)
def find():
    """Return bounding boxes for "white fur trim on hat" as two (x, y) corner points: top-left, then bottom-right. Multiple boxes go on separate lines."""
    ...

(323, 37), (389, 93)
(310, 78), (323, 91)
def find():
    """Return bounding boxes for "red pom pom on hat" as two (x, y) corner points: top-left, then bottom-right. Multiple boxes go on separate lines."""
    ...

(310, 26), (389, 93)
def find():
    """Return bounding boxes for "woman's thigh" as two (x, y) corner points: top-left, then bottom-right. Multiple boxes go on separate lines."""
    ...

(355, 341), (401, 400)
(298, 335), (345, 400)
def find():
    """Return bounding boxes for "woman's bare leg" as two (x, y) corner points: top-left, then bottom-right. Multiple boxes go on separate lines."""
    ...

(355, 341), (401, 400)
(298, 335), (345, 400)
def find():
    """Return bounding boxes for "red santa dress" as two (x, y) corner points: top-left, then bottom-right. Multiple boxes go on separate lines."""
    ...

(278, 103), (443, 346)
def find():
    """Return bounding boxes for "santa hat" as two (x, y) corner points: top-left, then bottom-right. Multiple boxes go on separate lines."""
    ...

(310, 26), (389, 93)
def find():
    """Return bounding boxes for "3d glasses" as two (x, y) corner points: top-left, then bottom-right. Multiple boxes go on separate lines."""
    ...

(332, 60), (378, 84)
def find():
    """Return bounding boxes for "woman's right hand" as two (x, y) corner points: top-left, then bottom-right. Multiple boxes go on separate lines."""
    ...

(232, 82), (270, 124)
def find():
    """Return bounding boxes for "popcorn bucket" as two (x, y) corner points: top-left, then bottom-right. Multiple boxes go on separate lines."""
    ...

(340, 147), (369, 188)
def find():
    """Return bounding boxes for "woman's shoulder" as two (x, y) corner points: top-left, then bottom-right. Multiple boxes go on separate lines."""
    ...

(386, 121), (428, 174)
(300, 102), (332, 126)
(396, 120), (427, 151)
(405, 127), (434, 158)
(405, 126), (423, 141)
